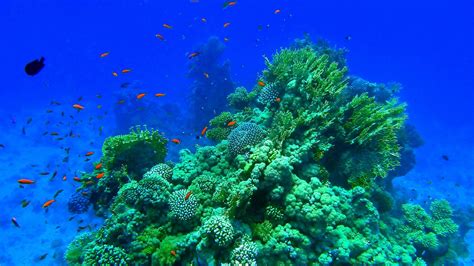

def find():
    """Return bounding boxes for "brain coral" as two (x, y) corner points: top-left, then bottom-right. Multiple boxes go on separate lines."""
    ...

(227, 122), (265, 156)
(169, 189), (198, 221)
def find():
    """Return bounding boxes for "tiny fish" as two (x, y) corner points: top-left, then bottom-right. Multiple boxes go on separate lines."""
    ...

(227, 120), (236, 127)
(112, 71), (118, 77)
(274, 9), (281, 14)
(117, 99), (126, 104)
(275, 97), (281, 103)
(121, 69), (132, 73)
(96, 172), (105, 179)
(223, 1), (237, 8)
(68, 216), (75, 221)
(53, 189), (64, 199)
(0, 144), (5, 149)
(442, 155), (449, 161)
(170, 250), (177, 256)
(257, 80), (265, 87)
(11, 217), (20, 227)
(40, 172), (50, 176)
(99, 52), (110, 58)
(155, 33), (165, 41)
(85, 151), (94, 156)
(201, 17), (207, 23)
(155, 93), (166, 97)
(185, 191), (192, 200)
(203, 72), (209, 78)
(136, 93), (146, 99)
(223, 22), (231, 28)
(73, 104), (85, 110)
(163, 23), (173, 29)
(27, 117), (33, 124)
(171, 138), (181, 144)
(345, 35), (352, 41)
(50, 170), (58, 181)
(21, 199), (31, 208)
(22, 127), (26, 135)
(95, 163), (103, 170)
(201, 126), (208, 136)
(188, 52), (200, 59)
(38, 253), (48, 261)
(42, 199), (55, 208)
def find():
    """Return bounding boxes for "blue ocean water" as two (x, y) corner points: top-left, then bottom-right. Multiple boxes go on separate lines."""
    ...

(1, 0), (473, 265)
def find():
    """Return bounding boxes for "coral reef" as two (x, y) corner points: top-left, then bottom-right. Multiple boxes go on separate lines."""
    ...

(67, 190), (90, 214)
(66, 42), (466, 265)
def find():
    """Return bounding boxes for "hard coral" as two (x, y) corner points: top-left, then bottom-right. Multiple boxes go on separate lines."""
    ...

(227, 122), (265, 156)
(169, 189), (199, 221)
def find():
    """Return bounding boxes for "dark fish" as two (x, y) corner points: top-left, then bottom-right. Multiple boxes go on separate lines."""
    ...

(442, 155), (449, 161)
(40, 172), (50, 175)
(22, 127), (26, 135)
(50, 101), (61, 106)
(21, 199), (31, 208)
(31, 164), (39, 167)
(25, 57), (45, 76)
(68, 216), (75, 221)
(27, 117), (33, 124)
(53, 189), (64, 199)
(61, 111), (65, 117)
(345, 35), (352, 41)
(0, 144), (5, 149)
(78, 96), (83, 102)
(38, 253), (48, 261)
(50, 171), (58, 181)
(11, 217), (20, 227)
(62, 156), (69, 163)
(42, 131), (48, 136)
(120, 82), (131, 88)
(46, 110), (53, 113)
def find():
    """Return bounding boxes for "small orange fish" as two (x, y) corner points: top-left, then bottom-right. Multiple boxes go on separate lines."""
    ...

(62, 175), (67, 181)
(223, 1), (237, 8)
(42, 199), (55, 208)
(155, 33), (165, 41)
(73, 104), (84, 110)
(170, 250), (177, 256)
(227, 120), (236, 127)
(73, 177), (81, 182)
(163, 23), (173, 29)
(112, 72), (118, 77)
(96, 172), (105, 179)
(274, 9), (281, 14)
(99, 52), (110, 58)
(18, 179), (35, 185)
(155, 93), (166, 97)
(258, 80), (265, 87)
(136, 93), (146, 99)
(203, 72), (209, 78)
(201, 126), (208, 136)
(85, 151), (94, 156)
(275, 97), (281, 103)
(223, 22), (231, 28)
(95, 163), (103, 170)
(188, 52), (200, 59)
(121, 69), (132, 73)
(171, 138), (181, 144)
(185, 191), (192, 200)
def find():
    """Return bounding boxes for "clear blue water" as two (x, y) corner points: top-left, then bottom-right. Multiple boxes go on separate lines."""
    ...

(1, 0), (473, 264)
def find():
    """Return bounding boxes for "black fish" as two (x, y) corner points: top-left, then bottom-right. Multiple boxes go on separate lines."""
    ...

(442, 155), (449, 161)
(25, 57), (45, 76)
(53, 189), (64, 199)
(11, 217), (20, 227)
(21, 199), (31, 208)
(38, 253), (48, 261)
(345, 35), (352, 41)
(22, 127), (26, 135)
(120, 82), (130, 88)
(27, 117), (33, 124)
(0, 144), (5, 149)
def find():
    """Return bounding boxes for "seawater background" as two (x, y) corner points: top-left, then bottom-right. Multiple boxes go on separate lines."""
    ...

(0, 0), (473, 264)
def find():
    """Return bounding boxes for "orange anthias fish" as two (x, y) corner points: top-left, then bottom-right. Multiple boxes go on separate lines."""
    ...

(96, 172), (105, 179)
(185, 191), (192, 200)
(170, 250), (177, 256)
(274, 9), (281, 14)
(121, 69), (132, 73)
(188, 52), (200, 59)
(73, 104), (85, 110)
(95, 163), (103, 170)
(99, 52), (110, 58)
(73, 177), (81, 182)
(85, 151), (94, 156)
(227, 120), (237, 127)
(201, 126), (208, 136)
(223, 22), (231, 28)
(163, 23), (173, 29)
(223, 1), (237, 8)
(62, 175), (67, 181)
(155, 93), (166, 97)
(136, 93), (146, 99)
(42, 199), (55, 208)
(171, 138), (181, 144)
(275, 97), (281, 103)
(112, 72), (118, 77)
(258, 80), (266, 87)
(155, 33), (165, 41)
(18, 179), (35, 185)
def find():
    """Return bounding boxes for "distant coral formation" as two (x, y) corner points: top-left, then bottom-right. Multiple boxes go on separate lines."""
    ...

(65, 39), (465, 265)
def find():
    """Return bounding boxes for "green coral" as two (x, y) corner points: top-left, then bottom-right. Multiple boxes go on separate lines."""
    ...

(64, 232), (94, 265)
(102, 125), (167, 180)
(203, 215), (234, 246)
(83, 244), (130, 266)
(206, 112), (234, 141)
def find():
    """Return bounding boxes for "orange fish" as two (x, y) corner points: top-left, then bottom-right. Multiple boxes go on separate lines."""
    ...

(170, 250), (177, 256)
(96, 172), (105, 179)
(99, 52), (110, 58)
(42, 199), (55, 208)
(203, 72), (209, 78)
(18, 179), (35, 185)
(163, 23), (173, 29)
(171, 138), (181, 144)
(227, 120), (237, 127)
(223, 1), (237, 8)
(201, 126), (208, 136)
(188, 52), (200, 59)
(112, 72), (118, 77)
(136, 93), (146, 99)
(95, 163), (103, 170)
(223, 22), (231, 28)
(155, 33), (165, 41)
(258, 80), (265, 87)
(155, 93), (166, 97)
(274, 9), (281, 14)
(62, 175), (67, 181)
(275, 97), (281, 103)
(185, 191), (192, 200)
(85, 151), (94, 156)
(73, 177), (81, 182)
(121, 69), (132, 73)
(73, 104), (84, 110)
